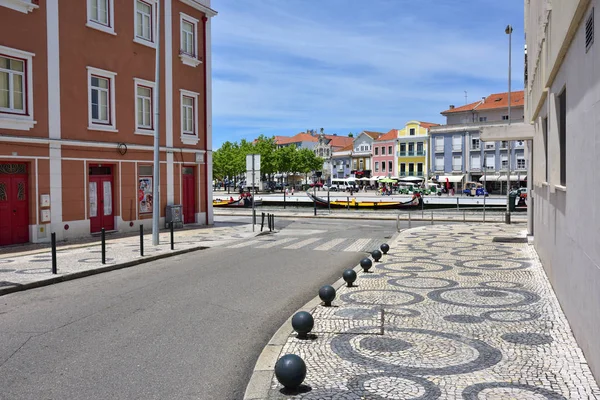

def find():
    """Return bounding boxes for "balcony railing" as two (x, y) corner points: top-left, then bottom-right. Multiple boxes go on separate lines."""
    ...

(400, 171), (406, 176)
(435, 146), (444, 152)
(416, 151), (424, 156)
(417, 171), (423, 176)
(399, 151), (407, 156)
(408, 151), (415, 156)
(428, 118), (525, 132)
(408, 171), (415, 176)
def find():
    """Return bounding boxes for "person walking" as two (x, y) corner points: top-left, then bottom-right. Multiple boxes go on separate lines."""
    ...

(291, 187), (294, 196)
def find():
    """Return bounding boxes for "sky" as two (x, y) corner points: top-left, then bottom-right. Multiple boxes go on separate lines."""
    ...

(211, 0), (525, 149)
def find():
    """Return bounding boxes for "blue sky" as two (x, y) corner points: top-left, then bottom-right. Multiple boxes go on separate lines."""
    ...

(211, 0), (525, 149)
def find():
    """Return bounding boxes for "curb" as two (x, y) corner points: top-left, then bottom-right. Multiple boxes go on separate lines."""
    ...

(242, 231), (402, 400)
(0, 245), (208, 297)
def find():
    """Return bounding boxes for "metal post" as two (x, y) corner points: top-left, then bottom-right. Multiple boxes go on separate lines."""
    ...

(456, 197), (459, 210)
(151, 0), (161, 246)
(170, 222), (174, 250)
(408, 212), (411, 228)
(483, 160), (487, 222)
(327, 188), (330, 214)
(421, 195), (424, 218)
(261, 212), (265, 231)
(431, 211), (434, 225)
(505, 24), (513, 224)
(463, 211), (466, 222)
(347, 196), (350, 210)
(140, 224), (144, 257)
(252, 155), (256, 231)
(270, 214), (273, 231)
(313, 181), (317, 216)
(101, 228), (106, 264)
(51, 232), (57, 274)
(283, 190), (286, 209)
(272, 214), (275, 231)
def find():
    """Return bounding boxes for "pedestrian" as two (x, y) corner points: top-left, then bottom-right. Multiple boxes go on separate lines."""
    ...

(285, 187), (289, 196)
(291, 187), (294, 196)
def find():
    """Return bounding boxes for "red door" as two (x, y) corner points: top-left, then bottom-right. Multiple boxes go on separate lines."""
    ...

(0, 164), (30, 246)
(89, 166), (114, 233)
(182, 167), (195, 224)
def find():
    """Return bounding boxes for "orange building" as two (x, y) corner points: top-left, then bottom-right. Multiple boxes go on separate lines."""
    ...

(0, 0), (217, 246)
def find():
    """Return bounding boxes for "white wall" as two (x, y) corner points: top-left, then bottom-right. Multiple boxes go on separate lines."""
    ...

(530, 0), (600, 381)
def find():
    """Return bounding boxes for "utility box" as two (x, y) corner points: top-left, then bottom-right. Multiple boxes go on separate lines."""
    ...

(165, 205), (183, 229)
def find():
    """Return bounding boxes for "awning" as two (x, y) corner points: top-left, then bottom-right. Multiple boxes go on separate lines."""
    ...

(398, 176), (424, 182)
(436, 175), (464, 183)
(498, 175), (526, 182)
(479, 175), (500, 182)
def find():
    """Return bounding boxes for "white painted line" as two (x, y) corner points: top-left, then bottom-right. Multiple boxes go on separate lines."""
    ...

(343, 238), (371, 252)
(283, 237), (320, 249)
(314, 238), (346, 251)
(256, 237), (296, 249)
(227, 239), (264, 248)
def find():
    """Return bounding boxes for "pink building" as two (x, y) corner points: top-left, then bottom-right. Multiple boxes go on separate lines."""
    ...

(372, 129), (398, 178)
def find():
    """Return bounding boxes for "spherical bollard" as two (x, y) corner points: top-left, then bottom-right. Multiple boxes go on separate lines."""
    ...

(291, 311), (314, 339)
(360, 258), (372, 272)
(342, 269), (357, 287)
(371, 249), (382, 262)
(319, 285), (336, 306)
(274, 354), (307, 389)
(380, 243), (390, 254)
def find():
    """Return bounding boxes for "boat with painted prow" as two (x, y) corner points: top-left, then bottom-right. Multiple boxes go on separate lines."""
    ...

(306, 191), (421, 209)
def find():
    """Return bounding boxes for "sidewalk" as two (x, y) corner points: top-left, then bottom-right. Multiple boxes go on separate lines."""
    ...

(0, 221), (260, 296)
(245, 223), (600, 399)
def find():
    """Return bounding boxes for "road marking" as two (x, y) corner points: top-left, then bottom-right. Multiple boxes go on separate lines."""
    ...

(283, 237), (321, 249)
(227, 239), (264, 248)
(314, 238), (346, 251)
(343, 238), (371, 252)
(256, 237), (297, 249)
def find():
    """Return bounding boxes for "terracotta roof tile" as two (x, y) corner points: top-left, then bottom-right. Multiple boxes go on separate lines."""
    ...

(275, 132), (318, 145)
(441, 91), (525, 114)
(325, 135), (353, 149)
(419, 122), (440, 129)
(375, 129), (398, 141)
(336, 143), (354, 152)
(362, 131), (384, 139)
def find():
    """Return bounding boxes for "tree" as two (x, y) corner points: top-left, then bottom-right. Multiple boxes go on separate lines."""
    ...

(213, 141), (242, 193)
(348, 132), (354, 137)
(253, 135), (277, 182)
(275, 145), (297, 186)
(295, 148), (324, 185)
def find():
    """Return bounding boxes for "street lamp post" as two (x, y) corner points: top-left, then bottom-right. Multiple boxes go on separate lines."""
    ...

(505, 24), (513, 224)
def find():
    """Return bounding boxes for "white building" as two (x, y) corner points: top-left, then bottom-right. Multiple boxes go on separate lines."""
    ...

(488, 0), (600, 381)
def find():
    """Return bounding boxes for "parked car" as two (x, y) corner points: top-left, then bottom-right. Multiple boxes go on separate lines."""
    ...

(510, 187), (528, 198)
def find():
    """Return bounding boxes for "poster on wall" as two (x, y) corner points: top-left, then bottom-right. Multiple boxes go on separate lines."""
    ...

(89, 182), (97, 218)
(138, 177), (153, 214)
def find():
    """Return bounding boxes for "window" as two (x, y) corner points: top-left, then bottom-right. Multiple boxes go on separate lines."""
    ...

(180, 89), (199, 144)
(586, 8), (594, 52)
(452, 155), (462, 171)
(485, 154), (495, 170)
(134, 78), (154, 134)
(359, 159), (364, 169)
(471, 135), (480, 150)
(417, 163), (423, 176)
(471, 154), (481, 170)
(381, 146), (385, 155)
(134, 0), (154, 47)
(500, 141), (508, 149)
(435, 156), (444, 171)
(374, 162), (379, 172)
(435, 136), (444, 152)
(516, 140), (524, 147)
(388, 145), (392, 154)
(452, 135), (462, 151)
(517, 154), (526, 170)
(87, 0), (115, 35)
(400, 143), (406, 153)
(501, 153), (508, 170)
(87, 67), (117, 132)
(374, 147), (379, 156)
(502, 115), (509, 120)
(479, 116), (487, 122)
(0, 47), (35, 130)
(353, 160), (358, 170)
(417, 142), (423, 155)
(409, 128), (415, 136)
(381, 161), (386, 172)
(542, 117), (548, 182)
(484, 141), (495, 150)
(388, 161), (392, 172)
(180, 13), (201, 67)
(558, 89), (567, 186)
(408, 163), (414, 175)
(408, 142), (414, 155)
(400, 163), (406, 175)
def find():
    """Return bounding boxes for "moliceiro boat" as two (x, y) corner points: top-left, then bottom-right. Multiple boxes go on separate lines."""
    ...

(306, 191), (422, 209)
(213, 196), (263, 208)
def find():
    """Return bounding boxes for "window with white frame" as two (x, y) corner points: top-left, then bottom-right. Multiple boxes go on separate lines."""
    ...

(435, 136), (444, 152)
(374, 162), (379, 172)
(479, 116), (487, 122)
(471, 154), (481, 170)
(388, 145), (392, 154)
(502, 115), (509, 120)
(501, 140), (508, 149)
(87, 67), (117, 131)
(501, 153), (508, 170)
(180, 13), (201, 67)
(180, 89), (199, 144)
(471, 135), (480, 150)
(359, 159), (364, 169)
(87, 0), (115, 35)
(388, 161), (392, 172)
(452, 135), (462, 151)
(381, 161), (386, 172)
(409, 128), (415, 136)
(134, 78), (155, 134)
(0, 46), (35, 131)
(435, 156), (444, 171)
(381, 146), (385, 155)
(517, 154), (526, 170)
(485, 154), (495, 170)
(452, 155), (462, 171)
(134, 0), (154, 46)
(0, 0), (39, 13)
(374, 147), (379, 156)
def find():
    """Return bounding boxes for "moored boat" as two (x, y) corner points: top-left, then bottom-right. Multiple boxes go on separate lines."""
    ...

(306, 191), (421, 209)
(212, 197), (263, 207)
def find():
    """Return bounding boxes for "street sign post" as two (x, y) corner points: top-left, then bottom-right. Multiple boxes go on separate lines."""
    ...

(246, 154), (261, 231)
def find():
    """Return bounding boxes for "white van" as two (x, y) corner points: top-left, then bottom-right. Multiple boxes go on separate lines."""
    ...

(331, 178), (357, 192)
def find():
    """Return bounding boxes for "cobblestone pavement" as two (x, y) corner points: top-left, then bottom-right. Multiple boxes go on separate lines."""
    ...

(265, 224), (600, 399)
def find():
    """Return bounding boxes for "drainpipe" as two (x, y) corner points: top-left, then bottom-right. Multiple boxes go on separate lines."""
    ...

(202, 15), (209, 225)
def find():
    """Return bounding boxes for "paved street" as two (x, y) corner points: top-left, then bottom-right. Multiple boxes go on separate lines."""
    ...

(250, 223), (600, 399)
(0, 218), (396, 400)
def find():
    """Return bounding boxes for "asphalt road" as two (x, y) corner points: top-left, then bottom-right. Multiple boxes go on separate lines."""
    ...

(0, 218), (406, 400)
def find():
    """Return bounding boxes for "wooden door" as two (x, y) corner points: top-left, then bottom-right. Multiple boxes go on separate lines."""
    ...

(182, 167), (195, 224)
(89, 166), (114, 233)
(0, 163), (29, 246)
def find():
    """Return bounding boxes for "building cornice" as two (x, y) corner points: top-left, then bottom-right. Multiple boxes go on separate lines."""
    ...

(179, 0), (217, 17)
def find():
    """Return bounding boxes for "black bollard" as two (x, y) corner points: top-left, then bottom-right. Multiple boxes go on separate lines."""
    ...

(380, 243), (390, 254)
(51, 232), (57, 274)
(291, 311), (314, 339)
(372, 249), (382, 262)
(360, 258), (372, 273)
(284, 190), (286, 209)
(140, 224), (144, 256)
(319, 285), (336, 306)
(343, 269), (357, 287)
(261, 212), (265, 231)
(274, 354), (307, 389)
(101, 228), (106, 264)
(170, 222), (174, 250)
(272, 214), (275, 230)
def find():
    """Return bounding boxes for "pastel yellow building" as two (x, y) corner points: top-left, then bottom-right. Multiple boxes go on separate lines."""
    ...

(396, 121), (438, 178)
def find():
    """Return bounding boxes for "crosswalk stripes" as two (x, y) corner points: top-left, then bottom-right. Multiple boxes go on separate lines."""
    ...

(227, 239), (263, 248)
(283, 237), (320, 250)
(314, 238), (346, 251)
(343, 238), (371, 252)
(255, 237), (297, 249)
